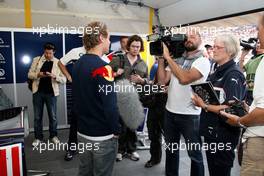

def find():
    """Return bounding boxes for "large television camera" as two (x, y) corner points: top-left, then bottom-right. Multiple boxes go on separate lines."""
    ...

(146, 26), (187, 58)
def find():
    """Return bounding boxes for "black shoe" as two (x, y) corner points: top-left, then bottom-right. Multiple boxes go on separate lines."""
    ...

(64, 150), (76, 161)
(144, 160), (160, 168)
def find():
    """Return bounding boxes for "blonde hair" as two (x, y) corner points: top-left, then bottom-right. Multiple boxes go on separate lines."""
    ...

(82, 21), (108, 51)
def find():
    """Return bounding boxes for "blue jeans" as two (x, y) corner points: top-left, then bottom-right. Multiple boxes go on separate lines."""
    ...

(164, 110), (204, 176)
(78, 136), (118, 176)
(33, 92), (58, 140)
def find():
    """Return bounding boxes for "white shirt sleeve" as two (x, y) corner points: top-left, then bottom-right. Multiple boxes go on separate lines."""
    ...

(60, 47), (85, 65)
(191, 57), (211, 78)
(252, 59), (264, 109)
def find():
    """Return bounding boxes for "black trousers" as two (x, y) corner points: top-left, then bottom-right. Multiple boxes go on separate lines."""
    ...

(118, 119), (137, 154)
(204, 135), (238, 176)
(146, 104), (165, 162)
(68, 110), (78, 148)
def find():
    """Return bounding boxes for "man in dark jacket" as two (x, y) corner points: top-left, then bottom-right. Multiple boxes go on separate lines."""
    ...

(72, 21), (119, 176)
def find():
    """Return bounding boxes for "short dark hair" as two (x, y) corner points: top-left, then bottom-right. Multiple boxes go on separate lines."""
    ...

(126, 35), (144, 52)
(43, 42), (55, 51)
(120, 36), (129, 42)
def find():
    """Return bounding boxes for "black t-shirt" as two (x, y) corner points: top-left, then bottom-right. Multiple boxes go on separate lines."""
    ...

(38, 60), (54, 95)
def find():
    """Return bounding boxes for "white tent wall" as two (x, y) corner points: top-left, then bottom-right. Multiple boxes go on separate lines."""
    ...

(0, 0), (150, 34)
(159, 0), (264, 26)
(1, 0), (263, 33)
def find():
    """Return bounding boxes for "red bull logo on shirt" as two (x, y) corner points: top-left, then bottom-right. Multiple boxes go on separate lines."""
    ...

(92, 65), (114, 82)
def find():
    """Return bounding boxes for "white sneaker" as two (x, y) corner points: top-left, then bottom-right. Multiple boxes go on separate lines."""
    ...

(50, 136), (60, 144)
(130, 152), (140, 161)
(116, 153), (123, 162)
(32, 139), (41, 147)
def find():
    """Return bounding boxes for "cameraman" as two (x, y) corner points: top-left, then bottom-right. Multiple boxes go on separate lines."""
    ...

(157, 30), (210, 176)
(239, 39), (264, 105)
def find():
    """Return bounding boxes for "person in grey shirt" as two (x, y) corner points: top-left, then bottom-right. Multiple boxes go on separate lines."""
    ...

(109, 35), (148, 162)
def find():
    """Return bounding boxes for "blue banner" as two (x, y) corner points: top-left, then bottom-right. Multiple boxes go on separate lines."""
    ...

(65, 34), (83, 53)
(0, 31), (13, 84)
(14, 32), (63, 83)
(110, 35), (121, 52)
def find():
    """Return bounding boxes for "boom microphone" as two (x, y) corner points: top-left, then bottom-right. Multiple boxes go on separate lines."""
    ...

(115, 79), (145, 130)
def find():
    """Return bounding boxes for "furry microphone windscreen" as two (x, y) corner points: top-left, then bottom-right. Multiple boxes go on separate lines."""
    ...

(115, 79), (145, 130)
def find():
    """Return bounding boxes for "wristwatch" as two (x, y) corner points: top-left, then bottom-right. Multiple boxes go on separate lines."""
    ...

(237, 119), (247, 129)
(203, 104), (209, 112)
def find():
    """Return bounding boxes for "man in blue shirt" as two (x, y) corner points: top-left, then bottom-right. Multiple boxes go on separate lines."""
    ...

(72, 21), (119, 176)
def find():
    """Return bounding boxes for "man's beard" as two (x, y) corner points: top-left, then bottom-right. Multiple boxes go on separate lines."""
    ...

(185, 42), (198, 52)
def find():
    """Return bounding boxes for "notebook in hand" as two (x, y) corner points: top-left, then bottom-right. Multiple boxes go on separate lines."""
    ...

(191, 82), (220, 105)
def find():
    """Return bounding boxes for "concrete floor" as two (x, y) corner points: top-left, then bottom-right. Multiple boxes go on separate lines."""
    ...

(24, 129), (241, 176)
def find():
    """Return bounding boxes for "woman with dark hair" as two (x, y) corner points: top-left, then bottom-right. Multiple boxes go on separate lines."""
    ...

(110, 35), (148, 162)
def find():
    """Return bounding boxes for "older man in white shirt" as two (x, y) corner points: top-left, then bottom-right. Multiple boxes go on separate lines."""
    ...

(221, 13), (264, 176)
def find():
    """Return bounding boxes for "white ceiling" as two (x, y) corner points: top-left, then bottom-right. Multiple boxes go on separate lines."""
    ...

(159, 0), (264, 26)
(0, 0), (263, 34)
(143, 0), (182, 9)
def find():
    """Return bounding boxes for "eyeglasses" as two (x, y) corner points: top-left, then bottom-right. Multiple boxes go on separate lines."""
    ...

(212, 45), (225, 50)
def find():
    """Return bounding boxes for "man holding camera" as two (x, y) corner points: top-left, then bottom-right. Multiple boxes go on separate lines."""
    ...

(239, 38), (264, 105)
(157, 30), (210, 176)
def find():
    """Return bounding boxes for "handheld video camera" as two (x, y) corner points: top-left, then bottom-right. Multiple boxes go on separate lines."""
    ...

(240, 38), (257, 50)
(224, 97), (248, 117)
(146, 26), (187, 58)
